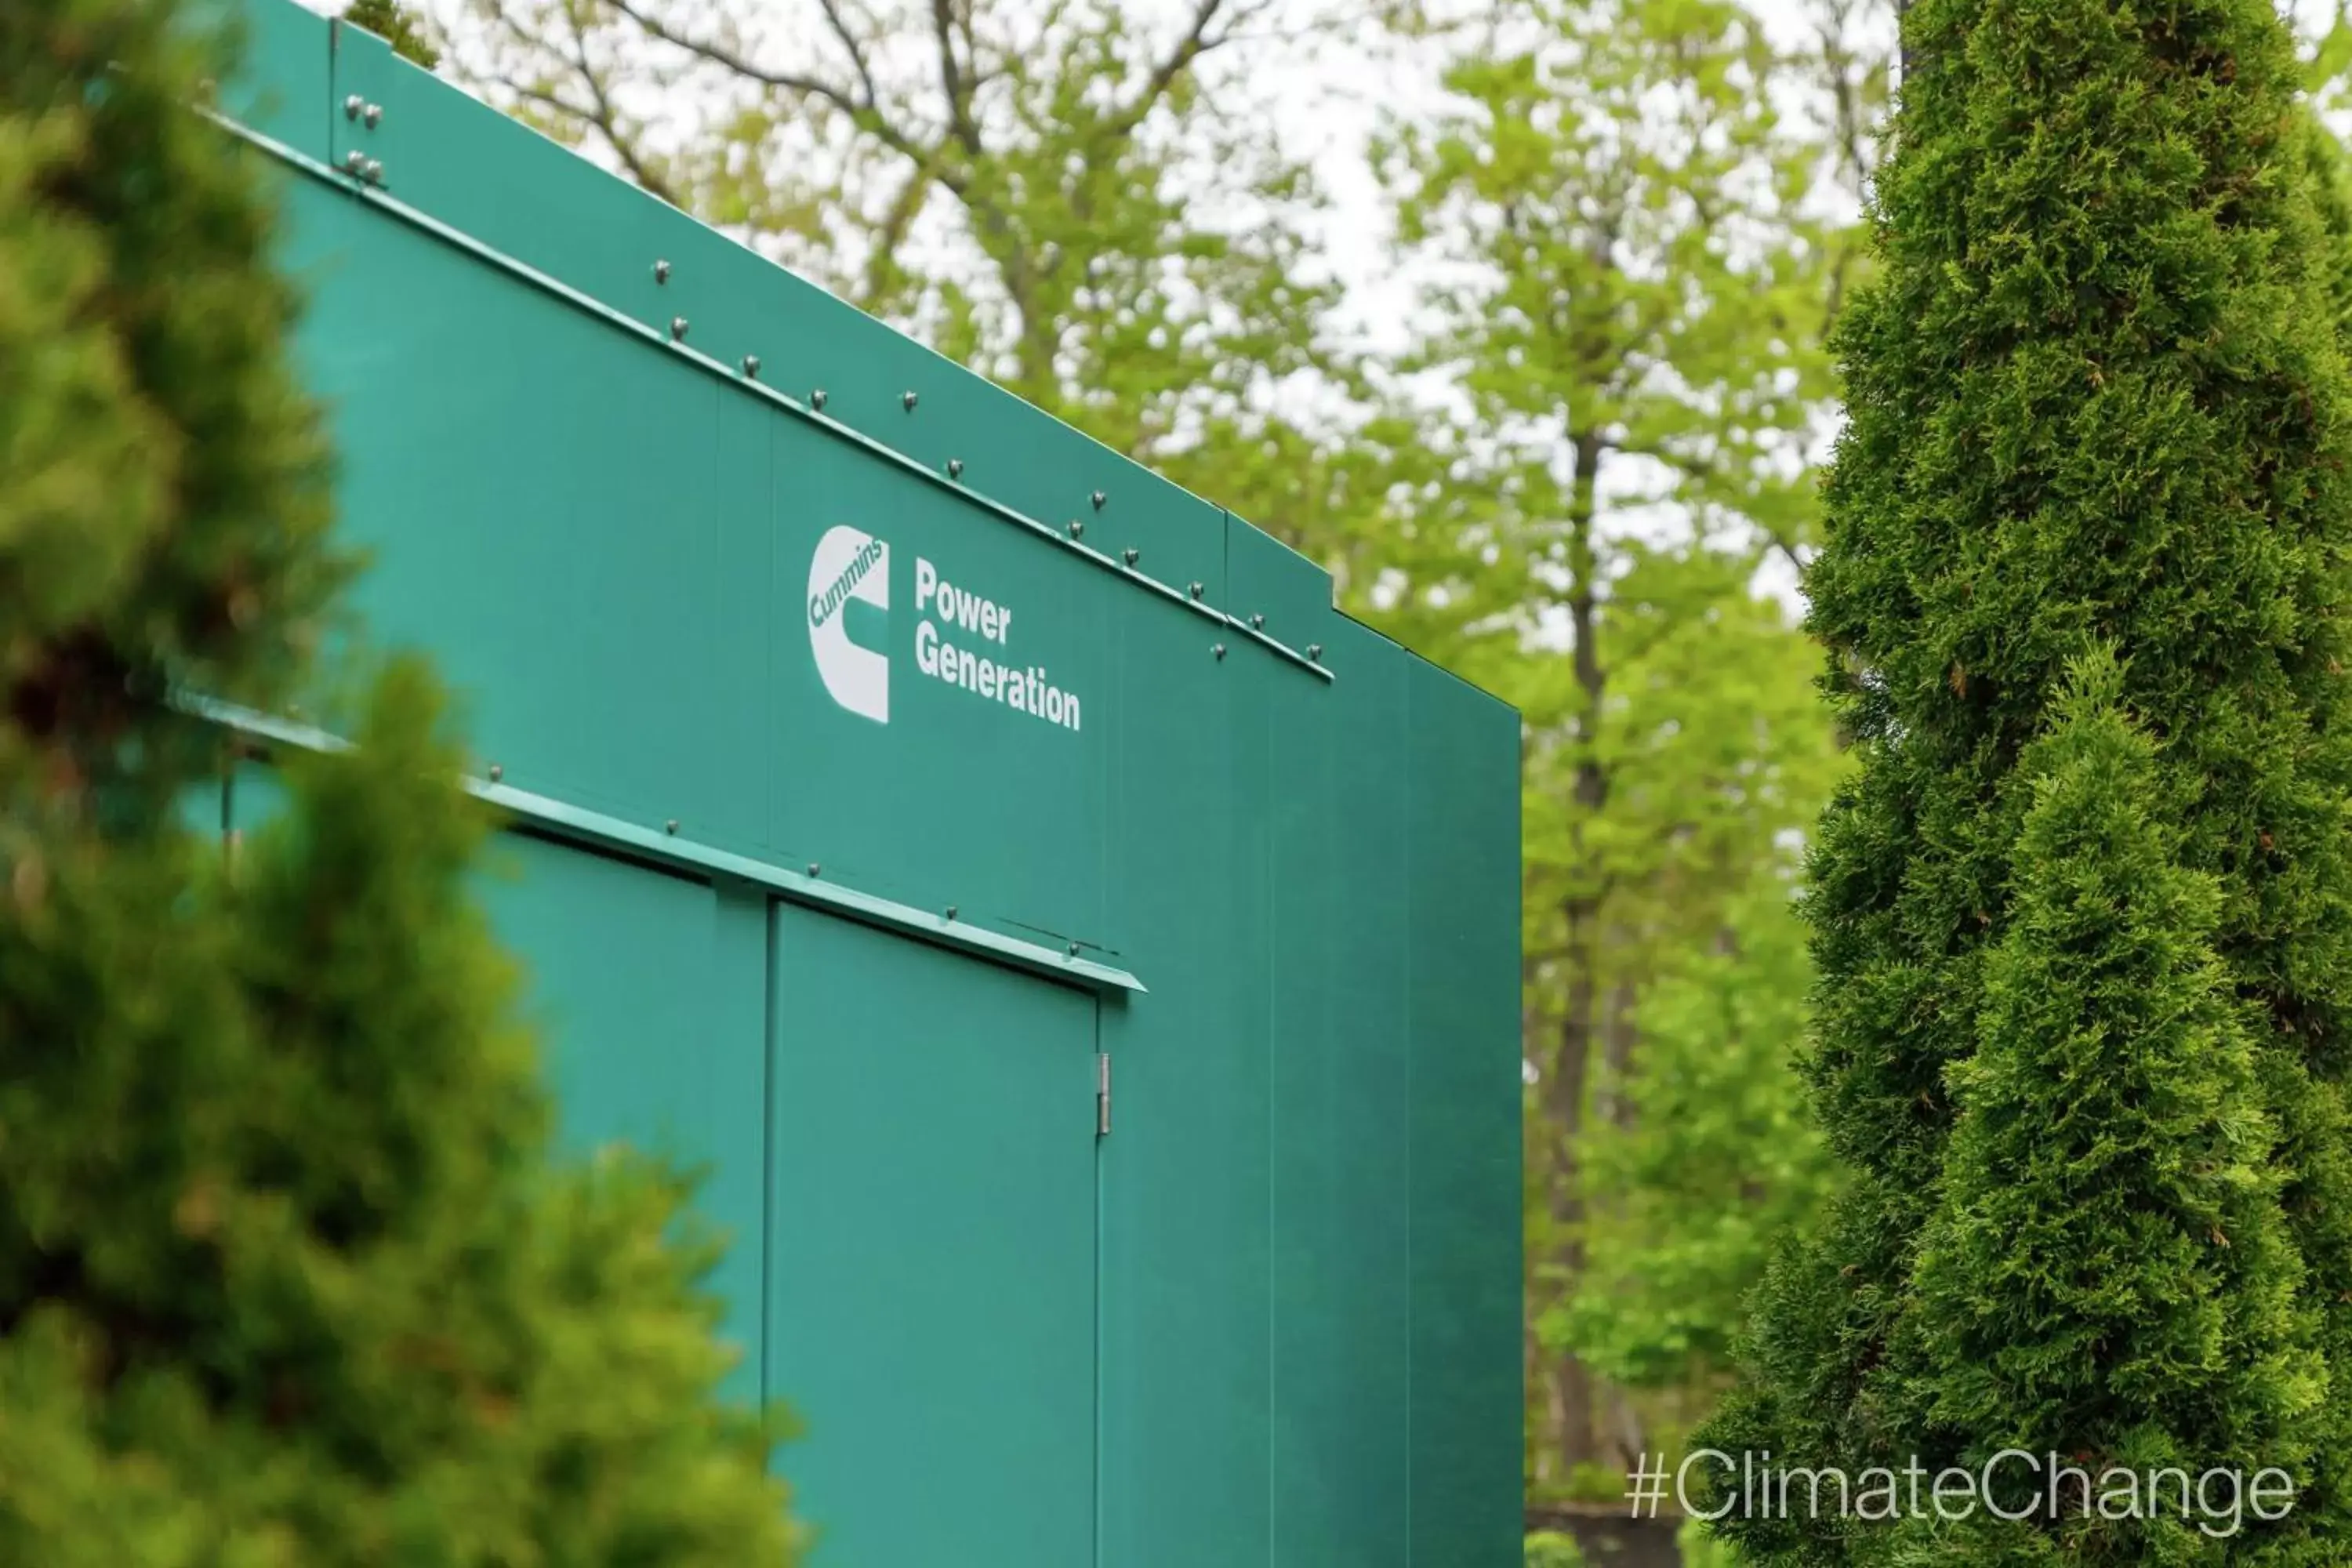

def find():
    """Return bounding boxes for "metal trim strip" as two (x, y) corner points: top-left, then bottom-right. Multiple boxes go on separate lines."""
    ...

(180, 694), (1148, 996)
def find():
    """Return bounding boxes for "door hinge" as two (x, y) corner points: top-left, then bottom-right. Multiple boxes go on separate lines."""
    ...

(1095, 1052), (1112, 1138)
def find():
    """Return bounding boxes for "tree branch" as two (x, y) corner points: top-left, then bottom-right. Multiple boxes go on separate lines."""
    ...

(813, 0), (885, 111)
(505, 78), (684, 204)
(931, 0), (980, 151)
(1109, 0), (1258, 135)
(601, 0), (934, 168)
(858, 162), (938, 309)
(465, 0), (685, 205)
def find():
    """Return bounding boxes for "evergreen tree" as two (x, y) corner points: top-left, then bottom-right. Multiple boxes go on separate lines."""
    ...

(1904, 652), (2314, 1560)
(1695, 0), (2352, 1556)
(0, 2), (798, 1562)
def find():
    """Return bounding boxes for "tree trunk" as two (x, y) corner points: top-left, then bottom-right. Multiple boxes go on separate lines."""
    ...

(1533, 428), (1613, 1483)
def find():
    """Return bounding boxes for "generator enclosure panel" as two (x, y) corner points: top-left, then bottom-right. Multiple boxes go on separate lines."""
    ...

(209, 8), (1524, 1564)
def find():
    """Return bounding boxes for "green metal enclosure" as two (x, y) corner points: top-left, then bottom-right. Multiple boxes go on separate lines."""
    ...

(209, 7), (1523, 1563)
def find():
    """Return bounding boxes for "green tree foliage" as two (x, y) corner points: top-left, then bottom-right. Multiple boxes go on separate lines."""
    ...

(1677, 1513), (1736, 1568)
(1371, 0), (1863, 1490)
(2300, 115), (2352, 337)
(1697, 0), (2352, 1553)
(1905, 653), (2314, 1557)
(0, 2), (800, 1561)
(1561, 860), (1837, 1394)
(343, 0), (441, 67)
(1525, 1529), (1591, 1567)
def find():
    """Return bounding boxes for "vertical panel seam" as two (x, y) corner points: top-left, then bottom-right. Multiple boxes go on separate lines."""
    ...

(706, 379), (723, 833)
(320, 19), (334, 175)
(1265, 672), (1277, 1568)
(760, 895), (777, 1419)
(761, 403), (777, 862)
(1403, 674), (1416, 1568)
(1094, 999), (1106, 1568)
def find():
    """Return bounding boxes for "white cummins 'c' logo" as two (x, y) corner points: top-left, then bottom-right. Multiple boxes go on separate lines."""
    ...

(808, 524), (890, 724)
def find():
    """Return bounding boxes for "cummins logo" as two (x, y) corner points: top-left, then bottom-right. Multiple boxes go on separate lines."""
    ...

(808, 524), (890, 724)
(805, 524), (1085, 734)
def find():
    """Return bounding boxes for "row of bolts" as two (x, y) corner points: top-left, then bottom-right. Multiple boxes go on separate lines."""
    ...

(332, 99), (1323, 668)
(342, 95), (384, 184)
(645, 259), (1325, 667)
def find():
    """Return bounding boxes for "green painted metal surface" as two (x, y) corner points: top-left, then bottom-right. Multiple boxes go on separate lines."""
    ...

(1406, 657), (1527, 1567)
(209, 8), (1525, 1563)
(769, 903), (1099, 1567)
(1269, 622), (1413, 1568)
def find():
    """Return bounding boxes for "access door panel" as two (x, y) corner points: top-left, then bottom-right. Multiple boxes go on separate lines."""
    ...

(768, 904), (1098, 1568)
(476, 836), (769, 1406)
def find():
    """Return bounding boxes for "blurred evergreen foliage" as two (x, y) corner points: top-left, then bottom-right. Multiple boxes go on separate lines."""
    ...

(0, 0), (800, 1559)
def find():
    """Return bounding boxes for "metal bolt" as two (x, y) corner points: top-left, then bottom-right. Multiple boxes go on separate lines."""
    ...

(808, 862), (821, 877)
(1091, 490), (1107, 510)
(1189, 581), (1204, 600)
(948, 459), (964, 479)
(665, 818), (679, 835)
(1068, 942), (1080, 956)
(654, 259), (671, 284)
(488, 764), (503, 782)
(811, 389), (828, 411)
(945, 905), (959, 920)
(345, 94), (364, 120)
(1250, 612), (1265, 630)
(902, 390), (919, 412)
(1213, 643), (1227, 660)
(344, 149), (367, 174)
(364, 103), (383, 129)
(670, 316), (689, 341)
(742, 355), (761, 378)
(363, 159), (383, 185)
(1123, 547), (1140, 567)
(1068, 519), (1084, 539)
(1308, 644), (1323, 662)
